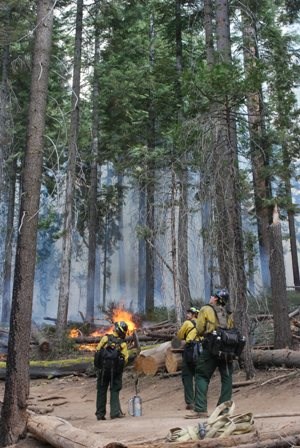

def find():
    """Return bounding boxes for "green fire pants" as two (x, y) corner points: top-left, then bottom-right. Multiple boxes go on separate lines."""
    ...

(181, 357), (196, 407)
(194, 349), (233, 413)
(96, 367), (123, 418)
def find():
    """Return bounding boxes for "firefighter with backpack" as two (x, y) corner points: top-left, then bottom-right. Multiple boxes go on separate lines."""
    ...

(95, 321), (129, 420)
(177, 307), (201, 411)
(185, 289), (237, 419)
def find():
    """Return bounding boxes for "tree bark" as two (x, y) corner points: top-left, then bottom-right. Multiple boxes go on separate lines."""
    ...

(0, 1), (55, 444)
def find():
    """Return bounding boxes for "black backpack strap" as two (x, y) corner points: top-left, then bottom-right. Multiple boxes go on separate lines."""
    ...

(185, 320), (196, 341)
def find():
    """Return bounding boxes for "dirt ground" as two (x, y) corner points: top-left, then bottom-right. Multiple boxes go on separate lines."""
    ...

(1, 366), (300, 447)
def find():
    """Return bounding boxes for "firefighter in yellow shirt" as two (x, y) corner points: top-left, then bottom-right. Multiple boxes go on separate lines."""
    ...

(185, 289), (234, 419)
(95, 321), (129, 420)
(177, 307), (200, 410)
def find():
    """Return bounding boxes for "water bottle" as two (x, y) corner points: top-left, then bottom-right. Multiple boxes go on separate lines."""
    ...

(128, 395), (142, 417)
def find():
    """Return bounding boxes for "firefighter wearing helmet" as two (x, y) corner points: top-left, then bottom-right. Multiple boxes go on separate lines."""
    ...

(185, 289), (234, 419)
(95, 321), (129, 420)
(177, 306), (201, 411)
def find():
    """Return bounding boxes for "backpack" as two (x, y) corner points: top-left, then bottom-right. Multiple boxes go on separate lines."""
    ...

(184, 341), (203, 365)
(94, 334), (125, 372)
(205, 306), (245, 361)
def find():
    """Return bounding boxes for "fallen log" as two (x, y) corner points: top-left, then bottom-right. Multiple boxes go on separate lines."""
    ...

(232, 380), (256, 388)
(252, 348), (300, 368)
(134, 341), (171, 375)
(142, 341), (172, 375)
(235, 434), (300, 448)
(0, 357), (94, 380)
(21, 411), (300, 448)
(165, 347), (182, 373)
(73, 335), (153, 344)
(127, 423), (300, 448)
(27, 412), (103, 448)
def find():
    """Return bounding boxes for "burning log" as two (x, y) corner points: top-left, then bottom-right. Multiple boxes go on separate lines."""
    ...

(73, 335), (153, 345)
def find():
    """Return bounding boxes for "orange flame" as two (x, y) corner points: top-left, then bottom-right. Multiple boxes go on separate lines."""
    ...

(111, 308), (137, 333)
(91, 308), (137, 337)
(90, 326), (114, 337)
(69, 307), (138, 351)
(69, 328), (82, 338)
(76, 343), (98, 352)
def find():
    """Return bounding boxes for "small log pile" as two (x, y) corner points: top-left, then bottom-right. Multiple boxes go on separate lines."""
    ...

(72, 320), (177, 352)
(141, 320), (177, 341)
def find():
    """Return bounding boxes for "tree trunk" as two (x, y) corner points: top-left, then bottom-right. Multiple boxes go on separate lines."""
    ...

(145, 13), (156, 315)
(171, 170), (183, 325)
(269, 206), (292, 349)
(214, 0), (255, 378)
(0, 8), (15, 325)
(175, 0), (192, 311)
(0, 1), (54, 444)
(282, 148), (300, 292)
(86, 5), (101, 323)
(56, 0), (83, 338)
(1, 158), (16, 324)
(145, 178), (155, 314)
(241, 1), (272, 290)
(138, 183), (146, 314)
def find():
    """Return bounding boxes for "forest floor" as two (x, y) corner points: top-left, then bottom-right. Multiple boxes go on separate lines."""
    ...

(1, 364), (300, 447)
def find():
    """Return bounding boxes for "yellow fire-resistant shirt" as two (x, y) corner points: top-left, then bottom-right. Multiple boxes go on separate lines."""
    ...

(177, 319), (200, 343)
(96, 331), (129, 365)
(196, 305), (234, 337)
